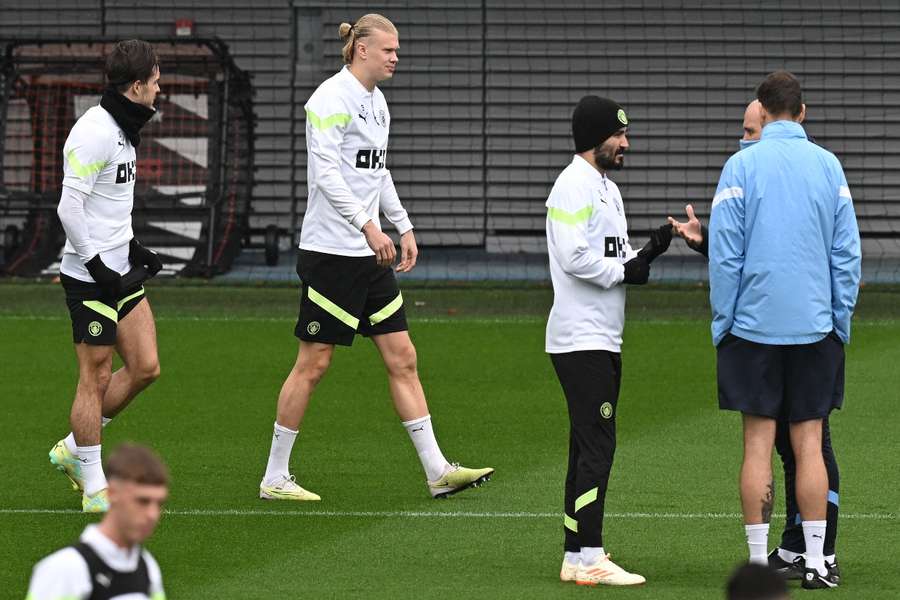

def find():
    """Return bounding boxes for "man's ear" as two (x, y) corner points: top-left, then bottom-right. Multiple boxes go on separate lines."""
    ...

(757, 101), (769, 128)
(797, 103), (807, 124)
(106, 479), (120, 504)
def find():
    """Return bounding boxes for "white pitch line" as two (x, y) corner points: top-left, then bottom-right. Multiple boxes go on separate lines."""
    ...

(0, 509), (895, 520)
(0, 315), (546, 324)
(1, 314), (896, 326)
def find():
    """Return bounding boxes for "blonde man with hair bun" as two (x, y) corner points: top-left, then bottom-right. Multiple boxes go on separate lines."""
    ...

(259, 15), (493, 502)
(339, 14), (398, 65)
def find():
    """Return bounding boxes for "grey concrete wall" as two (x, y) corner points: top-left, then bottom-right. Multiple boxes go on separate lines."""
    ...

(3, 0), (898, 255)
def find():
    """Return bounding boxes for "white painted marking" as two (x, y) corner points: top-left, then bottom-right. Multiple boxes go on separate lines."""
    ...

(155, 138), (208, 169)
(166, 94), (208, 120)
(0, 316), (896, 327)
(152, 185), (206, 206)
(39, 262), (61, 275)
(150, 247), (197, 261)
(147, 220), (203, 241)
(73, 95), (99, 119)
(0, 508), (894, 520)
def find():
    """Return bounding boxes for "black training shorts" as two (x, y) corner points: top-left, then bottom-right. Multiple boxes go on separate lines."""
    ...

(716, 331), (845, 422)
(294, 250), (408, 346)
(61, 272), (147, 346)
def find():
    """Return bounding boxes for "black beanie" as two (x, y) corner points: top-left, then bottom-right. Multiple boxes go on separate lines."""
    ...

(572, 96), (629, 153)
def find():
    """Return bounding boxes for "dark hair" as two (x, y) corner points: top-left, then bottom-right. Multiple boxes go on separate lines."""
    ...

(106, 39), (159, 93)
(756, 70), (803, 117)
(105, 444), (169, 486)
(726, 563), (789, 600)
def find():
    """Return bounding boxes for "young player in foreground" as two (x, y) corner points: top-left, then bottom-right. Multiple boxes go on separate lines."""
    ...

(28, 445), (169, 599)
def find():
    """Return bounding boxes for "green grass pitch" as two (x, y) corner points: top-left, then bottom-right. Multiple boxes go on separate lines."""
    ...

(1, 282), (898, 598)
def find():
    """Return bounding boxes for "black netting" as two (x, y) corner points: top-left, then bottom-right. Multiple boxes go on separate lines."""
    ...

(0, 37), (253, 276)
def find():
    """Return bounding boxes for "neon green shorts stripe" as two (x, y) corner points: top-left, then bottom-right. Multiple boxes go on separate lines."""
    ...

(574, 487), (598, 512)
(368, 292), (403, 326)
(308, 287), (359, 329)
(82, 300), (117, 323)
(564, 513), (578, 533)
(117, 287), (145, 311)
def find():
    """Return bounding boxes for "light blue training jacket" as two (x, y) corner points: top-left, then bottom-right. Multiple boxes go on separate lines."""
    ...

(709, 120), (861, 346)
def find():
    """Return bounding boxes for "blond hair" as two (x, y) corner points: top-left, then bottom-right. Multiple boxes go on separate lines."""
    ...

(339, 14), (398, 64)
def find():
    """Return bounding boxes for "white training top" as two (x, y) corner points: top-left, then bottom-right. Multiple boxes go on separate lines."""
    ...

(545, 155), (637, 354)
(299, 66), (413, 257)
(26, 524), (165, 600)
(58, 104), (137, 281)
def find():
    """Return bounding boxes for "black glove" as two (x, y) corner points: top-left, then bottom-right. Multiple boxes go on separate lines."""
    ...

(85, 254), (122, 299)
(638, 224), (673, 263)
(129, 238), (163, 277)
(622, 255), (650, 285)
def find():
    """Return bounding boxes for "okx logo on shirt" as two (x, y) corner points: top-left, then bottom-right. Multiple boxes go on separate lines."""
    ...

(115, 160), (136, 184)
(355, 148), (387, 170)
(604, 236), (628, 258)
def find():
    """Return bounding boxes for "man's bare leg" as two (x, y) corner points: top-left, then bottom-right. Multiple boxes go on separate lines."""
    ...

(791, 418), (829, 576)
(275, 341), (334, 430)
(71, 343), (114, 496)
(372, 331), (493, 495)
(61, 299), (160, 458)
(259, 341), (333, 500)
(103, 298), (160, 417)
(740, 414), (776, 565)
(372, 330), (428, 421)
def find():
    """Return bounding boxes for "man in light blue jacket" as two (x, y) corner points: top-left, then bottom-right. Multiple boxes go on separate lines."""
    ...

(708, 71), (861, 590)
(671, 99), (845, 584)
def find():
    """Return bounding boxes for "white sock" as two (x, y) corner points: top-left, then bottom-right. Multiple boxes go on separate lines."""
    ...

(564, 551), (581, 566)
(64, 433), (78, 455)
(825, 554), (836, 564)
(263, 422), (298, 484)
(803, 520), (828, 576)
(64, 418), (112, 455)
(402, 415), (450, 481)
(777, 547), (802, 563)
(581, 547), (605, 564)
(745, 524), (769, 565)
(77, 444), (107, 496)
